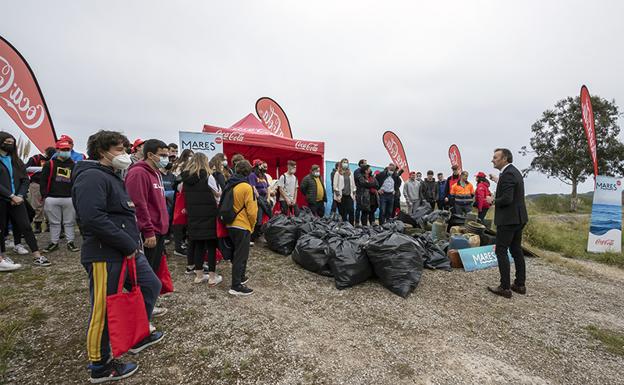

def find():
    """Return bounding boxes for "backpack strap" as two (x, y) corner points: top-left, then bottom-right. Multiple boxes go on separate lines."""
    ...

(46, 159), (54, 195)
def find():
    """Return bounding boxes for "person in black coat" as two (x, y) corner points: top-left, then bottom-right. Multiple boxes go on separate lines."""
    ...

(356, 165), (378, 226)
(486, 148), (529, 299)
(181, 153), (222, 285)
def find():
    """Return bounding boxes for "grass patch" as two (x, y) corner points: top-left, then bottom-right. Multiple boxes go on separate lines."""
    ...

(527, 194), (593, 215)
(29, 307), (48, 325)
(586, 325), (624, 356)
(0, 320), (25, 378)
(524, 216), (624, 268)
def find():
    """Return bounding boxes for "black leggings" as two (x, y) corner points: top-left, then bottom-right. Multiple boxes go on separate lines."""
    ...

(0, 202), (38, 253)
(188, 239), (217, 271)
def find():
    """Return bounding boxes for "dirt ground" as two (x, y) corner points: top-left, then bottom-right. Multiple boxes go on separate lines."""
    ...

(1, 233), (623, 385)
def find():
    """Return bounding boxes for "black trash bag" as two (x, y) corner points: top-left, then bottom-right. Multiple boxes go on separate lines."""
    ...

(327, 236), (372, 290)
(370, 224), (386, 234)
(332, 221), (358, 237)
(422, 210), (451, 224)
(262, 215), (299, 255)
(448, 213), (467, 227)
(413, 234), (452, 271)
(298, 206), (316, 222)
(382, 219), (405, 233)
(365, 232), (424, 298)
(257, 196), (273, 220)
(292, 232), (333, 277)
(397, 211), (418, 227)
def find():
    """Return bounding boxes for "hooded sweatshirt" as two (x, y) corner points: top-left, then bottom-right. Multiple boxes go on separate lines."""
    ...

(71, 161), (140, 263)
(125, 160), (169, 238)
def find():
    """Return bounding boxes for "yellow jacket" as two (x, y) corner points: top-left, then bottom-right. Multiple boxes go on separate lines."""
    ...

(229, 182), (258, 232)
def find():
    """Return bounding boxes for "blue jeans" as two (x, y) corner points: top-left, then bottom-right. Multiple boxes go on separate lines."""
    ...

(379, 193), (394, 225)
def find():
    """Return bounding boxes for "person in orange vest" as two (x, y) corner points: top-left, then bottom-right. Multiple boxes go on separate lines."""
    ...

(449, 171), (475, 216)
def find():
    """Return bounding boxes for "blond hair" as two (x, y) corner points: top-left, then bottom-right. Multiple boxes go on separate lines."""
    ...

(183, 152), (211, 177)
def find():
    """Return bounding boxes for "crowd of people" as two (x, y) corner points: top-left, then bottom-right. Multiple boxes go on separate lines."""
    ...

(0, 128), (524, 383)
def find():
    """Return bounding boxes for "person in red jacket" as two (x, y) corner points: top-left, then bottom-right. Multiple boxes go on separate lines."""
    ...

(474, 171), (492, 222)
(125, 139), (170, 316)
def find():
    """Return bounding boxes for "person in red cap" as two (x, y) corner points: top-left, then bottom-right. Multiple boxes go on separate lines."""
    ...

(40, 139), (79, 253)
(131, 139), (145, 163)
(474, 171), (492, 222)
(52, 134), (86, 162)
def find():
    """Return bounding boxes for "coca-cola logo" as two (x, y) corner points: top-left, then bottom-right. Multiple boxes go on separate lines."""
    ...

(259, 105), (284, 137)
(215, 129), (245, 142)
(385, 138), (406, 169)
(295, 141), (319, 152)
(0, 56), (46, 130)
(595, 238), (614, 246)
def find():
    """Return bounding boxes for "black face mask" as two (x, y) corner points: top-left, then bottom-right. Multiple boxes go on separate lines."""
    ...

(1, 143), (15, 153)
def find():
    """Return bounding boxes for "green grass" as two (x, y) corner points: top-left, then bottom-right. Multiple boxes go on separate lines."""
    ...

(524, 216), (624, 268)
(526, 194), (594, 215)
(586, 325), (624, 356)
(0, 320), (25, 378)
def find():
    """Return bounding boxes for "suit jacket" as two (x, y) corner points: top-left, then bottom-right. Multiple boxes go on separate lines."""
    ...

(494, 164), (528, 227)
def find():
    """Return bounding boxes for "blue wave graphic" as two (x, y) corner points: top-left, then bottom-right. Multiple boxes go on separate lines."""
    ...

(589, 204), (622, 236)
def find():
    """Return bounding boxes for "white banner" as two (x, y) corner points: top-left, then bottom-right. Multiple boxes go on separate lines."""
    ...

(587, 175), (622, 253)
(179, 131), (223, 159)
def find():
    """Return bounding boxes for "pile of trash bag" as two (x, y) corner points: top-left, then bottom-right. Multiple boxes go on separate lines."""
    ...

(364, 232), (425, 298)
(262, 215), (301, 255)
(292, 231), (333, 277)
(412, 233), (452, 271)
(327, 235), (373, 290)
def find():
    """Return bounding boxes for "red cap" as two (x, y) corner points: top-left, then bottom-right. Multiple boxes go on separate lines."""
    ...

(373, 170), (381, 176)
(59, 134), (74, 144)
(475, 171), (487, 178)
(55, 140), (72, 149)
(131, 139), (145, 153)
(252, 159), (263, 167)
(409, 171), (416, 176)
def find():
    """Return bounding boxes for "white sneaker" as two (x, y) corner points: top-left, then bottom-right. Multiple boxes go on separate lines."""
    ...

(152, 306), (168, 318)
(208, 274), (223, 286)
(194, 274), (209, 284)
(13, 244), (29, 255)
(0, 258), (21, 272)
(4, 239), (15, 249)
(149, 323), (156, 334)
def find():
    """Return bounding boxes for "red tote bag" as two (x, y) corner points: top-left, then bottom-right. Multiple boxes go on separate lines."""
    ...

(157, 254), (174, 295)
(216, 217), (229, 238)
(106, 256), (150, 358)
(172, 189), (187, 225)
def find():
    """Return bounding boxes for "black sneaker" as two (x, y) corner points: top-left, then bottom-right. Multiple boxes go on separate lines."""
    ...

(67, 242), (80, 252)
(43, 243), (59, 253)
(129, 331), (165, 355)
(174, 249), (187, 257)
(241, 276), (250, 285)
(89, 359), (138, 383)
(228, 284), (254, 297)
(185, 266), (194, 275)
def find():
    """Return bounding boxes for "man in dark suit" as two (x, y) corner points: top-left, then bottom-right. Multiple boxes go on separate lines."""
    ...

(486, 148), (529, 298)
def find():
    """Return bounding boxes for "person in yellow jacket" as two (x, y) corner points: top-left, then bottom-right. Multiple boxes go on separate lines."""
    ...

(226, 160), (258, 296)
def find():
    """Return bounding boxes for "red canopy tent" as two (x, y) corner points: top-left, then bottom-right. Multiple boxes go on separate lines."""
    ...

(203, 113), (325, 207)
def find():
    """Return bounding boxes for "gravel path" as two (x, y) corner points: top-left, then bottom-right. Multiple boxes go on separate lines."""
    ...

(1, 236), (623, 385)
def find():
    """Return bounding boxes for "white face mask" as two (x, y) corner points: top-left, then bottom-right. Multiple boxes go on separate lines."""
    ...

(342, 162), (349, 169)
(222, 160), (228, 167)
(108, 152), (132, 170)
(313, 171), (320, 177)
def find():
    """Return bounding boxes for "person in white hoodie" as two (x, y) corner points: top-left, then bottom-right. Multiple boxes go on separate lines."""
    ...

(333, 158), (356, 225)
(403, 171), (425, 215)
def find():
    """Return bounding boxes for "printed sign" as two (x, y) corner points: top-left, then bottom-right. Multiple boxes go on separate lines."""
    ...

(459, 245), (512, 272)
(179, 131), (223, 159)
(587, 175), (622, 253)
(448, 144), (462, 172)
(0, 36), (57, 151)
(255, 97), (293, 138)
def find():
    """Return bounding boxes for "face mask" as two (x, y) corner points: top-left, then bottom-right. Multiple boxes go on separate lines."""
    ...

(158, 156), (170, 169)
(342, 163), (349, 169)
(222, 160), (228, 167)
(388, 170), (394, 175)
(313, 171), (320, 177)
(1, 143), (14, 153)
(109, 152), (132, 170)
(58, 151), (71, 159)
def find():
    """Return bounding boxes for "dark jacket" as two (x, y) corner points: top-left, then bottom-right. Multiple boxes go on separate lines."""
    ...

(40, 157), (75, 199)
(356, 173), (378, 211)
(0, 157), (29, 201)
(444, 174), (461, 199)
(300, 173), (327, 204)
(493, 164), (528, 227)
(26, 154), (48, 184)
(213, 170), (226, 191)
(182, 170), (217, 240)
(375, 169), (402, 196)
(422, 178), (438, 202)
(72, 161), (141, 264)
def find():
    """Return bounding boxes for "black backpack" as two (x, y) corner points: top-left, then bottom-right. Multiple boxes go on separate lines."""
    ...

(219, 180), (250, 224)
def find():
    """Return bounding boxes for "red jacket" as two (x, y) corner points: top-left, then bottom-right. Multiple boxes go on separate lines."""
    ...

(475, 181), (492, 211)
(125, 160), (169, 238)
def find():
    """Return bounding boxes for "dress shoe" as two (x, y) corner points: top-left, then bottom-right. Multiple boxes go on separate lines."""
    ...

(511, 284), (527, 295)
(487, 285), (512, 298)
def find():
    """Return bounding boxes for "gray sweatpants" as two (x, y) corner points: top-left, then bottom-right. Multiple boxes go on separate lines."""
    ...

(44, 197), (76, 243)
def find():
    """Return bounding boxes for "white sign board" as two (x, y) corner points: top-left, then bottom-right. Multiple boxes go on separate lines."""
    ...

(179, 131), (223, 159)
(587, 175), (622, 253)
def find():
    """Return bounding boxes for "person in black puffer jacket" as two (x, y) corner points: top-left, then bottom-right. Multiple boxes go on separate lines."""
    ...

(181, 152), (222, 285)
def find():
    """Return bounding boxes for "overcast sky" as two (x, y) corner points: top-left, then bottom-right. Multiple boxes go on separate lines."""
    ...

(3, 1), (623, 194)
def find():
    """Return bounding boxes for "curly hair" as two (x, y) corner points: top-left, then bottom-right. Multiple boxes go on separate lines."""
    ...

(87, 130), (130, 160)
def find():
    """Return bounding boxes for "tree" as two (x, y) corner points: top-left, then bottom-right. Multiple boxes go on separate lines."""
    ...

(521, 95), (624, 211)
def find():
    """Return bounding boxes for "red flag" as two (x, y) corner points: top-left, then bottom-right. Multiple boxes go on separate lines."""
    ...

(382, 131), (410, 181)
(0, 36), (57, 152)
(448, 144), (462, 172)
(255, 97), (293, 138)
(580, 85), (598, 178)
